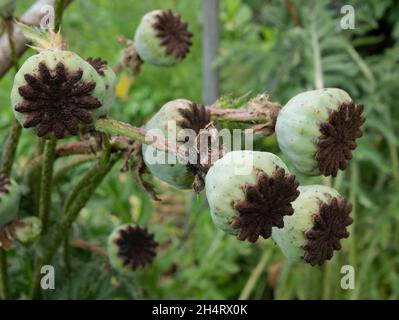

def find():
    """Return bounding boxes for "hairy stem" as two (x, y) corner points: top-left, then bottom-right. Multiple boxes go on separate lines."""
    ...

(53, 155), (96, 183)
(95, 118), (187, 160)
(30, 152), (118, 299)
(39, 138), (57, 233)
(0, 119), (22, 299)
(208, 98), (281, 126)
(1, 120), (22, 177)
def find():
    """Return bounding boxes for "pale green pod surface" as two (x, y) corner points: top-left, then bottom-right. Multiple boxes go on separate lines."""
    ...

(275, 88), (364, 177)
(0, 175), (20, 226)
(134, 9), (192, 66)
(107, 224), (157, 275)
(272, 185), (353, 266)
(87, 57), (117, 114)
(205, 151), (300, 242)
(11, 49), (107, 139)
(142, 99), (210, 189)
(14, 217), (42, 244)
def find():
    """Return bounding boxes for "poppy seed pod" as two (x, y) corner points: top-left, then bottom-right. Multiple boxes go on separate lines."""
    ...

(272, 185), (353, 266)
(11, 50), (107, 139)
(13, 217), (42, 244)
(134, 9), (193, 66)
(205, 151), (300, 243)
(107, 224), (157, 275)
(142, 99), (212, 189)
(87, 57), (117, 114)
(275, 88), (365, 177)
(0, 174), (20, 226)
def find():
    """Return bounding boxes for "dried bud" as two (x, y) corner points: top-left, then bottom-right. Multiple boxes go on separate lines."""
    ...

(275, 88), (365, 177)
(134, 9), (193, 66)
(205, 151), (300, 243)
(272, 185), (353, 266)
(11, 50), (108, 139)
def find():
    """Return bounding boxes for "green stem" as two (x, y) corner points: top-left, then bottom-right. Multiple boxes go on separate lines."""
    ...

(54, 0), (66, 31)
(95, 118), (186, 160)
(0, 120), (22, 300)
(0, 250), (9, 300)
(30, 153), (118, 299)
(208, 97), (281, 126)
(239, 249), (273, 300)
(348, 163), (359, 267)
(1, 120), (22, 176)
(310, 15), (324, 90)
(39, 138), (57, 233)
(53, 155), (96, 183)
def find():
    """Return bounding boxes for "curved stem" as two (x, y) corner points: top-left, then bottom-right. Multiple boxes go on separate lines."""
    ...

(95, 118), (186, 161)
(29, 152), (118, 299)
(39, 138), (57, 233)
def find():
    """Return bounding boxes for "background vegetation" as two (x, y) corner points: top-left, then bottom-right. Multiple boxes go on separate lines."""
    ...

(1, 0), (398, 299)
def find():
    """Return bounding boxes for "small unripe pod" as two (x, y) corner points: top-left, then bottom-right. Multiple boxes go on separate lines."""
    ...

(13, 217), (42, 244)
(11, 49), (107, 139)
(205, 151), (300, 243)
(0, 174), (20, 226)
(275, 88), (365, 177)
(134, 9), (193, 66)
(142, 99), (211, 189)
(107, 224), (157, 275)
(272, 185), (353, 266)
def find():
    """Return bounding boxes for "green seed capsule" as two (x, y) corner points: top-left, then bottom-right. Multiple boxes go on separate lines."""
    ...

(275, 88), (365, 177)
(0, 174), (20, 226)
(272, 185), (353, 266)
(205, 151), (300, 243)
(11, 49), (107, 139)
(142, 99), (211, 189)
(107, 224), (157, 275)
(134, 9), (193, 66)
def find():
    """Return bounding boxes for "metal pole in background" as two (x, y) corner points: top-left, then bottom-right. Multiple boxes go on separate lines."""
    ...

(202, 0), (220, 105)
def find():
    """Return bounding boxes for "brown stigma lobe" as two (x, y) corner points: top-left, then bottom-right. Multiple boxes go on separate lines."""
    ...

(232, 168), (300, 243)
(87, 57), (107, 76)
(115, 225), (157, 270)
(303, 197), (353, 266)
(315, 102), (365, 177)
(153, 9), (193, 59)
(0, 174), (11, 197)
(15, 62), (102, 139)
(177, 103), (211, 134)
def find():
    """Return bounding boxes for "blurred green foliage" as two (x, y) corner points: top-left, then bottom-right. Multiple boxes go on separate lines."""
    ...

(1, 0), (399, 299)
